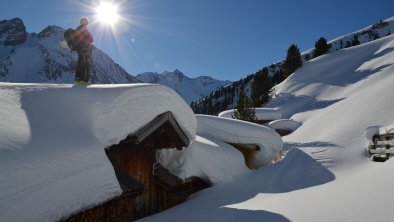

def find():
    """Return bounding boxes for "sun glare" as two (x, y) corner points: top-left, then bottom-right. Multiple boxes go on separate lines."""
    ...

(95, 2), (120, 25)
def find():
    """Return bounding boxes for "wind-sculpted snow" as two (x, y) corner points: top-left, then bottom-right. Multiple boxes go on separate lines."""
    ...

(0, 83), (196, 222)
(196, 114), (283, 167)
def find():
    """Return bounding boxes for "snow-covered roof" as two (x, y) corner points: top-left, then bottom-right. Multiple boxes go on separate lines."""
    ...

(218, 108), (282, 121)
(196, 114), (283, 167)
(267, 119), (302, 132)
(0, 83), (196, 222)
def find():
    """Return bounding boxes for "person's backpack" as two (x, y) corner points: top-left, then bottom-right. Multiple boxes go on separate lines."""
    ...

(64, 28), (75, 50)
(64, 28), (82, 51)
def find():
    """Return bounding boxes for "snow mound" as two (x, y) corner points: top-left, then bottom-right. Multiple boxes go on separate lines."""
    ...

(218, 108), (282, 121)
(196, 114), (283, 167)
(267, 119), (302, 132)
(159, 135), (250, 185)
(0, 83), (196, 222)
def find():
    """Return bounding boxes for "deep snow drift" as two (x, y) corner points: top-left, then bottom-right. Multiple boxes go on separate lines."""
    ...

(139, 33), (394, 222)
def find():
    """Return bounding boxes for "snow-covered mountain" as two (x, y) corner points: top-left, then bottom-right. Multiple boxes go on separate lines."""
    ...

(0, 18), (139, 84)
(136, 69), (231, 104)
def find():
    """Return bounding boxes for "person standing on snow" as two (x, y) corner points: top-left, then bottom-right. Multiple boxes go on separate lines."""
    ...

(74, 16), (93, 85)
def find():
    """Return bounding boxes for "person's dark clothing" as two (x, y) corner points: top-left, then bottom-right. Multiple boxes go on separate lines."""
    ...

(74, 25), (93, 82)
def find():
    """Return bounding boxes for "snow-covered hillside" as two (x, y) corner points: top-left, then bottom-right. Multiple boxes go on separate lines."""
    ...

(0, 18), (139, 84)
(136, 69), (231, 104)
(138, 30), (394, 221)
(193, 16), (394, 114)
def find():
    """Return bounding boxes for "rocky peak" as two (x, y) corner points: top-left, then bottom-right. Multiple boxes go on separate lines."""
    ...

(163, 69), (185, 82)
(0, 18), (27, 46)
(38, 25), (64, 39)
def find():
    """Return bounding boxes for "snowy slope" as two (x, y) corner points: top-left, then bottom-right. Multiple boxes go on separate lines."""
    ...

(0, 18), (139, 84)
(136, 69), (231, 104)
(193, 16), (394, 113)
(139, 31), (394, 221)
(0, 83), (197, 222)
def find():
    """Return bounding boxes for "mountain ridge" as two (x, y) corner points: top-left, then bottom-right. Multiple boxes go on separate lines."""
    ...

(136, 69), (231, 104)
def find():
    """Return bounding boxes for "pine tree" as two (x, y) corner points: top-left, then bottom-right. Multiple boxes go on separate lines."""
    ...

(282, 44), (302, 78)
(251, 67), (272, 107)
(233, 91), (256, 123)
(352, 35), (360, 46)
(313, 37), (331, 58)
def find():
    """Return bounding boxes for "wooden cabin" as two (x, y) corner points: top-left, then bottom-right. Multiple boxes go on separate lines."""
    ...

(275, 129), (292, 137)
(255, 119), (274, 125)
(65, 111), (210, 222)
(229, 143), (283, 169)
(229, 143), (259, 170)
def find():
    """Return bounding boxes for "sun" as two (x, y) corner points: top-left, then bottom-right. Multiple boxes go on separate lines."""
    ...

(95, 2), (120, 25)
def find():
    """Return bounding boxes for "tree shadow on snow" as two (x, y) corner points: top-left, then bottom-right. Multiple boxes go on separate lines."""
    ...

(283, 141), (341, 152)
(212, 208), (290, 222)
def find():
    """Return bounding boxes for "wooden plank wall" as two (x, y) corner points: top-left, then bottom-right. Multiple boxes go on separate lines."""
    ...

(105, 142), (159, 220)
(63, 194), (136, 222)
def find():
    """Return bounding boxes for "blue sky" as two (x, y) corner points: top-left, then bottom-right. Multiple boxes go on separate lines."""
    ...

(1, 0), (394, 81)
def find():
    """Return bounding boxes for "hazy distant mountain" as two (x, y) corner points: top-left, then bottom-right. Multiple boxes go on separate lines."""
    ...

(136, 69), (231, 104)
